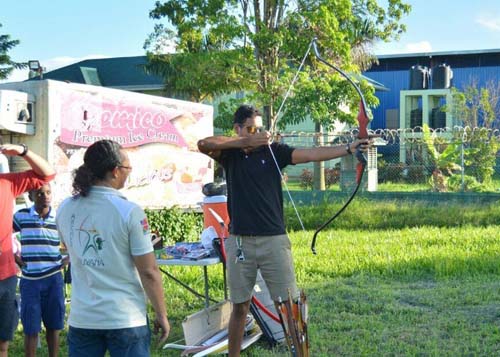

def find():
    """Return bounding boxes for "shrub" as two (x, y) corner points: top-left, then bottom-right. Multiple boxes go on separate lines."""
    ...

(299, 168), (313, 190)
(378, 160), (406, 183)
(145, 207), (203, 244)
(405, 164), (429, 183)
(325, 167), (340, 188)
(447, 174), (489, 192)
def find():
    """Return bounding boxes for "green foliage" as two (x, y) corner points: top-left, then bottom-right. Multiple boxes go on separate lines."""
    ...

(215, 98), (246, 132)
(422, 124), (461, 175)
(450, 79), (500, 128)
(446, 174), (493, 192)
(422, 125), (499, 191)
(325, 167), (340, 188)
(298, 167), (340, 190)
(405, 164), (428, 183)
(145, 207), (203, 244)
(378, 159), (405, 182)
(299, 168), (314, 190)
(463, 127), (499, 183)
(145, 48), (256, 102)
(0, 23), (26, 79)
(145, 0), (411, 129)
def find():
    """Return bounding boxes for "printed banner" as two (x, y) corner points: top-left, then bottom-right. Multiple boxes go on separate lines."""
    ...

(58, 90), (196, 148)
(50, 85), (214, 209)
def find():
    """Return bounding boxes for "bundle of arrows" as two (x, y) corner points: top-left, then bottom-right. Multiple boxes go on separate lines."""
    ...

(277, 289), (309, 357)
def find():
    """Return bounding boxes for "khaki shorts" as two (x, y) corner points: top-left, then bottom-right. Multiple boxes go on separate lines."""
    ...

(226, 234), (298, 304)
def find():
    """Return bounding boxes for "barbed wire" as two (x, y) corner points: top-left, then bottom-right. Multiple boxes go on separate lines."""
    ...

(279, 126), (500, 147)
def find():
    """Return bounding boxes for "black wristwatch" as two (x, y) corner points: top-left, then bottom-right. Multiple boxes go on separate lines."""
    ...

(19, 144), (28, 157)
(345, 143), (352, 155)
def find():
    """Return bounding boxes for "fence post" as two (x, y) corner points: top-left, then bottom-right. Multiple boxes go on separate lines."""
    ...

(460, 131), (465, 192)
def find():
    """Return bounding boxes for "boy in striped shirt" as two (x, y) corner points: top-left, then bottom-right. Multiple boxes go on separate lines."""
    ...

(13, 183), (67, 357)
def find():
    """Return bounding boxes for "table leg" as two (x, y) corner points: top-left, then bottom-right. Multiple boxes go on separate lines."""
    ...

(203, 266), (209, 308)
(222, 263), (228, 300)
(159, 267), (217, 305)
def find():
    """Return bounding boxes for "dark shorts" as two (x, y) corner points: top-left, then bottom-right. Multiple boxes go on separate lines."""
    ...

(68, 325), (151, 357)
(0, 276), (19, 341)
(20, 272), (65, 335)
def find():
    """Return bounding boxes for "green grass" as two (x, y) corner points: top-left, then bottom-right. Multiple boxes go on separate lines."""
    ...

(285, 180), (433, 193)
(9, 201), (500, 356)
(284, 177), (500, 193)
(376, 181), (430, 192)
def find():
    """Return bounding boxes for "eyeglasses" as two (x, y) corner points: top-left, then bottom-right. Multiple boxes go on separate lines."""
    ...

(118, 165), (133, 171)
(239, 125), (263, 135)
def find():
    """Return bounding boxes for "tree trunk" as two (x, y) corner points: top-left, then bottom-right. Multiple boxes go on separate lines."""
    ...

(263, 105), (272, 130)
(313, 122), (325, 190)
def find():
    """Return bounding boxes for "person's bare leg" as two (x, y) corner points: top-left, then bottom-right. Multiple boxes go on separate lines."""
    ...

(24, 334), (38, 357)
(0, 340), (9, 357)
(228, 300), (251, 357)
(46, 329), (60, 357)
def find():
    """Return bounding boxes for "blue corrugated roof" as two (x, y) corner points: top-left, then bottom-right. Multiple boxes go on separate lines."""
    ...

(365, 67), (500, 130)
(363, 49), (500, 130)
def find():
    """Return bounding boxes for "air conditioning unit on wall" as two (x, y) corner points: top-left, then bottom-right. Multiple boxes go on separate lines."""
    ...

(0, 90), (35, 135)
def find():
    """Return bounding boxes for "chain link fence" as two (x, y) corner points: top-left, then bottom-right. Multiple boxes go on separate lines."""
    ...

(279, 126), (500, 193)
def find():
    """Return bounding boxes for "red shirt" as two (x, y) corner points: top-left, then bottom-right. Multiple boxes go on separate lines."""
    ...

(0, 170), (55, 280)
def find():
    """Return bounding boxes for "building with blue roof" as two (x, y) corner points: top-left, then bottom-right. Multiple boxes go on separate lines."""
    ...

(365, 48), (500, 130)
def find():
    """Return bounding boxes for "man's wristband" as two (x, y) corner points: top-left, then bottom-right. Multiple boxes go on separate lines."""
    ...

(19, 144), (28, 157)
(345, 143), (353, 155)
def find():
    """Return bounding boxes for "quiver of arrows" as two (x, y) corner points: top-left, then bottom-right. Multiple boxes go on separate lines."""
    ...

(277, 289), (309, 357)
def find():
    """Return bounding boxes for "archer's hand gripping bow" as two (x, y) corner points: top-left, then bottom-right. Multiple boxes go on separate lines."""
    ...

(310, 38), (371, 254)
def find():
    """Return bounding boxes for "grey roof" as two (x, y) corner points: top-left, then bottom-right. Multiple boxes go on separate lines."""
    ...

(356, 74), (389, 92)
(37, 55), (388, 92)
(33, 56), (164, 90)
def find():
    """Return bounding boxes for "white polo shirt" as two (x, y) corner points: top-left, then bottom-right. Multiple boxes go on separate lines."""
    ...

(57, 186), (154, 329)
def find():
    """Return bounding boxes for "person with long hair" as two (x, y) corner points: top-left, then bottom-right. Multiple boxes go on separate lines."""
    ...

(56, 140), (170, 357)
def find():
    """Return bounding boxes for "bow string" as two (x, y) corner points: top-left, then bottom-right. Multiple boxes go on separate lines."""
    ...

(268, 38), (372, 248)
(310, 38), (371, 254)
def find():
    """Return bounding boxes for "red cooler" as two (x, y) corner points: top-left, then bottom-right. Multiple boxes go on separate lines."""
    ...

(202, 195), (230, 238)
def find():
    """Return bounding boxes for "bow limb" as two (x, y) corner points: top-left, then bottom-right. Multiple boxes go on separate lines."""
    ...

(355, 101), (369, 183)
(310, 39), (371, 254)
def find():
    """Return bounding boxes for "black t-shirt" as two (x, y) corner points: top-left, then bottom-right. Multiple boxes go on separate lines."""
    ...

(218, 142), (295, 235)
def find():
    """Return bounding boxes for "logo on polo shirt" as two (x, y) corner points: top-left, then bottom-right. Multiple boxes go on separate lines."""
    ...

(77, 216), (105, 267)
(82, 229), (104, 256)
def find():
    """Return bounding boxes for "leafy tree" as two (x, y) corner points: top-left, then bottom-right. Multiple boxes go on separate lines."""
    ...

(145, 0), (411, 130)
(434, 79), (500, 191)
(461, 127), (499, 185)
(450, 78), (500, 129)
(0, 23), (25, 79)
(423, 125), (498, 192)
(422, 124), (460, 191)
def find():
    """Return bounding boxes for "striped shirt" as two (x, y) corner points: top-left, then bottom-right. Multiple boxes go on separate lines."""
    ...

(13, 206), (62, 279)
